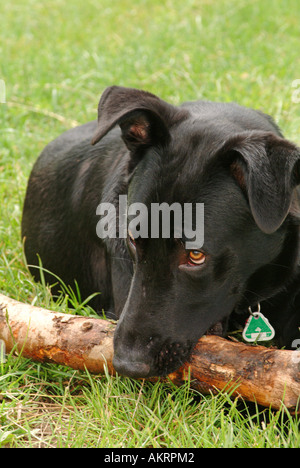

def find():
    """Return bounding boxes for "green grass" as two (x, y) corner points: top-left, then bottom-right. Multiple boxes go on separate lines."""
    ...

(1, 0), (300, 448)
(1, 355), (300, 448)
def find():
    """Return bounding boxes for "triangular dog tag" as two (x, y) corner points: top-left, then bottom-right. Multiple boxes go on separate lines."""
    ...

(242, 311), (275, 343)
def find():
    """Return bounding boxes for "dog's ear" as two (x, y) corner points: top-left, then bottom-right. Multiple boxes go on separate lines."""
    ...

(224, 131), (300, 234)
(91, 86), (176, 151)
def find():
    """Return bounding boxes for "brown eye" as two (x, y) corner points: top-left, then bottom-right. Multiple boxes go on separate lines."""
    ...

(188, 250), (206, 265)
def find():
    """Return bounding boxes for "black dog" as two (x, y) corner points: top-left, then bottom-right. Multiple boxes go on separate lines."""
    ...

(22, 86), (300, 378)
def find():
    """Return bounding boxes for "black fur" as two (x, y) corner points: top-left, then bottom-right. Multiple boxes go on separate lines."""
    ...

(22, 86), (300, 378)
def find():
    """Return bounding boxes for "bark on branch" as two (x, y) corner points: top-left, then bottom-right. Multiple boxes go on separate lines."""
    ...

(0, 293), (299, 413)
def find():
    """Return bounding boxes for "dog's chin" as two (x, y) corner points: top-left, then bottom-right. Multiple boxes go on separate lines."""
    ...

(152, 340), (194, 377)
(152, 322), (225, 377)
(114, 322), (225, 379)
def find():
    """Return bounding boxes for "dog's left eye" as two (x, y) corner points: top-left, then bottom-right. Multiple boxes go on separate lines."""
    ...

(188, 250), (206, 265)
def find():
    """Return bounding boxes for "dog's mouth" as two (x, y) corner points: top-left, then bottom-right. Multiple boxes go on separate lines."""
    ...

(205, 321), (224, 336)
(114, 321), (225, 379)
(154, 340), (194, 377)
(153, 322), (224, 377)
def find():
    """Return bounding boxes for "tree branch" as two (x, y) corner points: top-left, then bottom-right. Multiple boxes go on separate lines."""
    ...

(0, 293), (299, 412)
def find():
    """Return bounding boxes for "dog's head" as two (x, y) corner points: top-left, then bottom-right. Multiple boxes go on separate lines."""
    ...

(92, 86), (300, 378)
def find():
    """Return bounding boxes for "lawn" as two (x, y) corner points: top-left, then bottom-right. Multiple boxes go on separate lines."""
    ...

(0, 0), (300, 448)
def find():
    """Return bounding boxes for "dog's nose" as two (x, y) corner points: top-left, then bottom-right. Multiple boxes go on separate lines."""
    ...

(113, 357), (151, 378)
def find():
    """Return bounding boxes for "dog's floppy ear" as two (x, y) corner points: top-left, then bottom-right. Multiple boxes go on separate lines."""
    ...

(225, 131), (300, 234)
(91, 86), (175, 151)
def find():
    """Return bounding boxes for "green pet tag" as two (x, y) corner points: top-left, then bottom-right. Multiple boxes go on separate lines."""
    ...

(242, 307), (275, 343)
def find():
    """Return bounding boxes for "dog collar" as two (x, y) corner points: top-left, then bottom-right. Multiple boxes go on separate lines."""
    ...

(242, 303), (275, 343)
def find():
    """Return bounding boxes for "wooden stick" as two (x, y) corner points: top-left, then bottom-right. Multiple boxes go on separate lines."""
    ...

(0, 293), (299, 412)
(0, 293), (115, 375)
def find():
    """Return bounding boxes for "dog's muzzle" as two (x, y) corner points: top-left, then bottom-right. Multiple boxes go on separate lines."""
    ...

(113, 357), (151, 378)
